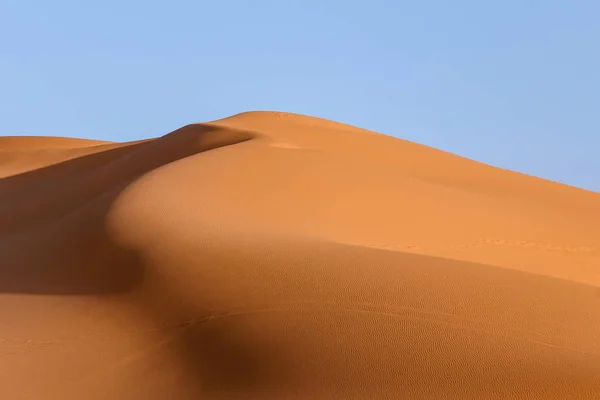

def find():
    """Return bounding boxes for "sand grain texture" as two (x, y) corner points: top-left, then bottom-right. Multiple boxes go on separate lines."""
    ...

(1, 111), (599, 399)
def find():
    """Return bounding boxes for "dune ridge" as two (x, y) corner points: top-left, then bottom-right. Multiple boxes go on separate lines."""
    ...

(1, 111), (599, 399)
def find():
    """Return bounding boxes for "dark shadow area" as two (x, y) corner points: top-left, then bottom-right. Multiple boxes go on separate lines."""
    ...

(1, 141), (149, 294)
(177, 315), (291, 397)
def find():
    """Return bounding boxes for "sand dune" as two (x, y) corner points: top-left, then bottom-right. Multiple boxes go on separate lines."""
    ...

(1, 111), (599, 399)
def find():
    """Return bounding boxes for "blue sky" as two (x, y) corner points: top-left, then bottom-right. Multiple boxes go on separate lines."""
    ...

(1, 1), (598, 191)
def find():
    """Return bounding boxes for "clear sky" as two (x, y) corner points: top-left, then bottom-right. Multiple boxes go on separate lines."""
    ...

(1, 1), (598, 191)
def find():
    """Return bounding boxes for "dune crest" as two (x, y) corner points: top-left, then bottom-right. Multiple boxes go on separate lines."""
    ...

(1, 111), (599, 399)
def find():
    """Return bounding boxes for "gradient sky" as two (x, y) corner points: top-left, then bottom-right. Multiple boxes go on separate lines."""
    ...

(1, 1), (598, 191)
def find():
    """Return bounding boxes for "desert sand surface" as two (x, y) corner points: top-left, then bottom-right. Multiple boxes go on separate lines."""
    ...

(1, 111), (599, 399)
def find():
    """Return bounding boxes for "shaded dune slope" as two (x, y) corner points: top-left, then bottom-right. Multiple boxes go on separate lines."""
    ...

(1, 111), (599, 399)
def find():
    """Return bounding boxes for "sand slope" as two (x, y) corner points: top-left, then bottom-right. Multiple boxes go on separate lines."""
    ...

(1, 111), (599, 399)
